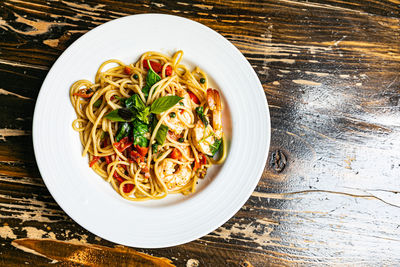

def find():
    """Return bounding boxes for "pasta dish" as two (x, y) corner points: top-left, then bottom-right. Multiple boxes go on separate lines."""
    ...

(70, 51), (226, 201)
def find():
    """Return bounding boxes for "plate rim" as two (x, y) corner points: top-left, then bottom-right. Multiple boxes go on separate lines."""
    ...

(32, 13), (271, 248)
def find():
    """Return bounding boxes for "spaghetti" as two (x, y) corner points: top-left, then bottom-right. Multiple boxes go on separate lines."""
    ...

(70, 51), (227, 201)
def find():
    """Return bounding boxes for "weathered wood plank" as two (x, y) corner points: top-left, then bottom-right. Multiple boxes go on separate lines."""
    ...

(1, 0), (400, 266)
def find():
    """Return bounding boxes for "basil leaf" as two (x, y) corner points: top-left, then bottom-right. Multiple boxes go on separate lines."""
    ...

(150, 95), (183, 114)
(147, 61), (161, 85)
(115, 122), (131, 142)
(119, 108), (135, 121)
(155, 124), (168, 145)
(132, 119), (149, 147)
(195, 106), (208, 127)
(125, 94), (145, 111)
(104, 108), (135, 122)
(210, 138), (222, 156)
(142, 84), (150, 98)
(114, 96), (126, 106)
(149, 114), (168, 145)
(142, 64), (161, 98)
(137, 106), (151, 124)
(135, 136), (148, 147)
(93, 98), (102, 108)
(152, 143), (158, 153)
(149, 113), (156, 131)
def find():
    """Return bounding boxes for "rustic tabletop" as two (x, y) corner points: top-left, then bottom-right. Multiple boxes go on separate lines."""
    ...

(1, 0), (400, 266)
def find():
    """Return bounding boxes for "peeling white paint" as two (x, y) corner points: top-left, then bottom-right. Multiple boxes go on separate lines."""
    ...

(22, 227), (47, 239)
(0, 225), (17, 239)
(0, 129), (30, 141)
(0, 89), (32, 100)
(293, 79), (322, 86)
(265, 58), (295, 64)
(305, 71), (330, 77)
(187, 259), (200, 267)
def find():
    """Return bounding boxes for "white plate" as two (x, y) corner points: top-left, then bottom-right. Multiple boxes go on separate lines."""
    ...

(33, 14), (270, 248)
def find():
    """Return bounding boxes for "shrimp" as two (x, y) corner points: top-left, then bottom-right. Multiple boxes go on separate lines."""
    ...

(159, 89), (193, 134)
(170, 144), (193, 162)
(158, 159), (192, 190)
(191, 88), (223, 156)
(207, 88), (223, 139)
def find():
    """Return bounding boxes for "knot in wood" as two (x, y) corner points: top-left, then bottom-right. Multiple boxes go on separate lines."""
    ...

(269, 150), (287, 173)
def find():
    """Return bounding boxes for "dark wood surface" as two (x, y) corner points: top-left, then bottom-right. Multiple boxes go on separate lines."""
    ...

(1, 0), (400, 266)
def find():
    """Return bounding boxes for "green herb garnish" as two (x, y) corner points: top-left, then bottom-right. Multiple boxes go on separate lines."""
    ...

(93, 98), (102, 108)
(210, 138), (222, 156)
(125, 94), (145, 111)
(152, 143), (158, 153)
(155, 124), (168, 145)
(132, 119), (149, 147)
(142, 60), (161, 98)
(115, 122), (131, 142)
(104, 108), (135, 122)
(195, 106), (208, 127)
(150, 95), (182, 114)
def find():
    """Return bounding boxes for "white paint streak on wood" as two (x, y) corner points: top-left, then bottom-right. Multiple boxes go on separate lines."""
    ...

(268, 104), (282, 109)
(22, 227), (47, 239)
(186, 259), (200, 267)
(0, 58), (48, 70)
(279, 69), (291, 73)
(212, 219), (298, 250)
(0, 6), (74, 35)
(0, 176), (45, 187)
(193, 4), (213, 10)
(12, 240), (50, 259)
(269, 42), (332, 52)
(0, 225), (17, 239)
(265, 58), (296, 64)
(305, 71), (330, 77)
(0, 88), (32, 100)
(60, 1), (105, 15)
(94, 4), (106, 9)
(0, 129), (30, 141)
(293, 79), (322, 86)
(251, 191), (289, 199)
(153, 2), (165, 8)
(0, 194), (68, 223)
(277, 0), (370, 15)
(47, 232), (56, 239)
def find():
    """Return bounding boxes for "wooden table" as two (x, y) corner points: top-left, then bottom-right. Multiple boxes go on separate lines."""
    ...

(1, 0), (399, 266)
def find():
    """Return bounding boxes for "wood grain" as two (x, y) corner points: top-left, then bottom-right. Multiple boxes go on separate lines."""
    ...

(1, 0), (400, 266)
